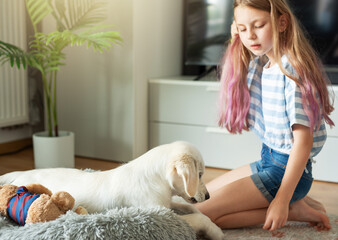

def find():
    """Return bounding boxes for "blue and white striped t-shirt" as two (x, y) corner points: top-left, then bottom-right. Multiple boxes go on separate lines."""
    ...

(247, 55), (327, 157)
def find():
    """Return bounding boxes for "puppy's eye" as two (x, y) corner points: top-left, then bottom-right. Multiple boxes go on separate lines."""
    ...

(199, 172), (202, 179)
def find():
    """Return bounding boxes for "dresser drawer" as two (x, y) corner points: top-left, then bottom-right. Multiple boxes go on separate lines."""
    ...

(149, 122), (261, 169)
(149, 79), (220, 126)
(326, 87), (338, 137)
(312, 137), (338, 182)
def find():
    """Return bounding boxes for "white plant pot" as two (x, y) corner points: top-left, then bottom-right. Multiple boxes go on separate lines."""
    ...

(33, 131), (75, 168)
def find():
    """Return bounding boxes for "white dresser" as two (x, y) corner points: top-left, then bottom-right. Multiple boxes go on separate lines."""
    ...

(148, 77), (338, 183)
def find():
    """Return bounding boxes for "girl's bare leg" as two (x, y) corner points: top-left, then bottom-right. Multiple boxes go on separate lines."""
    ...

(198, 167), (331, 230)
(196, 176), (270, 224)
(206, 164), (327, 216)
(206, 164), (252, 193)
(208, 199), (330, 230)
(215, 208), (267, 228)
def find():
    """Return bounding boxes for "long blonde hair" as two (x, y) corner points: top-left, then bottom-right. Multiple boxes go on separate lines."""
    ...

(218, 0), (334, 133)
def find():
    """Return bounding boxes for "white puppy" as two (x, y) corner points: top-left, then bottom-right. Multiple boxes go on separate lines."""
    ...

(0, 141), (224, 240)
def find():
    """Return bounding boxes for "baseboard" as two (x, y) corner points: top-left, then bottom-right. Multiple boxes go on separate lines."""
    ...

(0, 138), (33, 155)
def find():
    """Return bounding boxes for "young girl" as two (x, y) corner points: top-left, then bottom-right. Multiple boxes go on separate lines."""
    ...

(195, 0), (334, 232)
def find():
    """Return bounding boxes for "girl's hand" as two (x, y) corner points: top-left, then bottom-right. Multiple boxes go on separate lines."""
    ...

(263, 198), (289, 231)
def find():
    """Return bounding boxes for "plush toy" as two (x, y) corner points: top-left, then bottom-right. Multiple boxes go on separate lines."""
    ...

(0, 184), (87, 226)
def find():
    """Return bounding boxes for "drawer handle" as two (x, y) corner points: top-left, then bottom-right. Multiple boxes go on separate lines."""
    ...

(206, 86), (219, 92)
(205, 127), (230, 134)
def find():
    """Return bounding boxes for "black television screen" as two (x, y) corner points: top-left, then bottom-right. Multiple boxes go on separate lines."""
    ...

(183, 0), (233, 75)
(183, 0), (338, 78)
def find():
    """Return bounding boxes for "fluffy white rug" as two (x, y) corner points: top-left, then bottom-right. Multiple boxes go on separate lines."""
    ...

(1, 205), (336, 240)
(0, 207), (196, 240)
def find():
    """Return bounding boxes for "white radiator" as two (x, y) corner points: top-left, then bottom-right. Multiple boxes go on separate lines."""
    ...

(0, 0), (29, 127)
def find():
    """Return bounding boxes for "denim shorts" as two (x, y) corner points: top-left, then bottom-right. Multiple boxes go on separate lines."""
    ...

(250, 144), (313, 204)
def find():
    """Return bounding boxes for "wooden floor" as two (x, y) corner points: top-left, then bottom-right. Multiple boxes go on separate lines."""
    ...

(1, 147), (337, 215)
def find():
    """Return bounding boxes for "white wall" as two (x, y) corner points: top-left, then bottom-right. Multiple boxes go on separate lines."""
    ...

(46, 0), (183, 162)
(133, 0), (183, 157)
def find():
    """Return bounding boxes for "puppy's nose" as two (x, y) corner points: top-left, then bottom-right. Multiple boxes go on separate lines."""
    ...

(205, 192), (210, 200)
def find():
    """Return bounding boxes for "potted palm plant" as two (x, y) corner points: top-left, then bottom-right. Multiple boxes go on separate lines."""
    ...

(0, 0), (122, 168)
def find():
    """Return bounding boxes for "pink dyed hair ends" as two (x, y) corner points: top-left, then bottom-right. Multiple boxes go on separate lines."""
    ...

(218, 37), (251, 133)
(293, 61), (335, 131)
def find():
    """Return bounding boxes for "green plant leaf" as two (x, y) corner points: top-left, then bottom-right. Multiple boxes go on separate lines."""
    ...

(50, 0), (107, 31)
(0, 40), (35, 69)
(25, 0), (53, 30)
(28, 33), (66, 75)
(46, 29), (122, 53)
(53, 0), (68, 30)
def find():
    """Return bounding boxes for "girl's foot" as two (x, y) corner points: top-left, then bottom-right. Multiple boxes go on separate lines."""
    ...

(304, 196), (326, 213)
(289, 199), (331, 230)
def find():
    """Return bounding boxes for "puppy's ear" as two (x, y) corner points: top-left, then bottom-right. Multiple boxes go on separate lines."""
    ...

(174, 154), (198, 198)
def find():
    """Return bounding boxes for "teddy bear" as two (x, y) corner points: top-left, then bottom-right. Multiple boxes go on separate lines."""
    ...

(0, 184), (87, 226)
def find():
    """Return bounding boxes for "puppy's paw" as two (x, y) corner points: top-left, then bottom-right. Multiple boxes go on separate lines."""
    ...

(205, 223), (224, 240)
(209, 226), (224, 240)
(75, 206), (88, 215)
(171, 201), (200, 214)
(179, 213), (224, 240)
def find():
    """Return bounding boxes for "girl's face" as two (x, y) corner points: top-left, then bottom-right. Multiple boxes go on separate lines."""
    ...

(234, 5), (274, 62)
